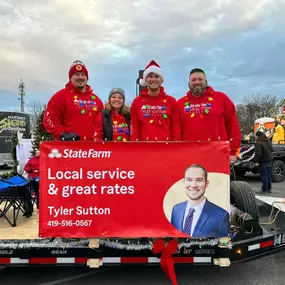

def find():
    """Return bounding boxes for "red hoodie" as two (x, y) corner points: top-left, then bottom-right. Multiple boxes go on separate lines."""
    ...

(43, 82), (103, 141)
(24, 156), (39, 179)
(130, 87), (181, 141)
(177, 86), (241, 155)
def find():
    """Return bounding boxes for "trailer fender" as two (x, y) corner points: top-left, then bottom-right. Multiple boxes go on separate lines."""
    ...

(230, 181), (259, 223)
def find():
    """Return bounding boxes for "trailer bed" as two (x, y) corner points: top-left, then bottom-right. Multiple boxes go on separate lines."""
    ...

(0, 195), (285, 268)
(0, 206), (39, 240)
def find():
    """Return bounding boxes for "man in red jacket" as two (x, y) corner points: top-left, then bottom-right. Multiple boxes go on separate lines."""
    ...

(130, 60), (181, 141)
(178, 68), (241, 162)
(43, 60), (104, 141)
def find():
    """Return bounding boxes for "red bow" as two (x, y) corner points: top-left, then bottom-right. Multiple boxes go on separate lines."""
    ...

(152, 239), (179, 285)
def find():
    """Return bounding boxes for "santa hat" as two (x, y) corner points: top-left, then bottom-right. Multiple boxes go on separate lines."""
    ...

(69, 60), (89, 80)
(139, 60), (164, 86)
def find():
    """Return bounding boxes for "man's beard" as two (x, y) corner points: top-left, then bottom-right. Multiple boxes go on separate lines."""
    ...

(190, 84), (206, 96)
(76, 81), (86, 89)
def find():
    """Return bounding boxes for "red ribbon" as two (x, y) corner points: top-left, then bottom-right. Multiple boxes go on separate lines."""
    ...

(152, 239), (179, 285)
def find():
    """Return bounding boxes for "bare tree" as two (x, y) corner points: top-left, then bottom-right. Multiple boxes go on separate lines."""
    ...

(236, 94), (279, 134)
(26, 100), (45, 130)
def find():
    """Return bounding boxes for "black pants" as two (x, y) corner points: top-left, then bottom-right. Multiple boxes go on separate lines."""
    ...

(259, 164), (272, 192)
(21, 186), (33, 216)
(31, 180), (39, 209)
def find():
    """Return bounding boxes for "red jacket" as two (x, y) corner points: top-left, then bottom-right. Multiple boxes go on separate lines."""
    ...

(94, 111), (130, 142)
(43, 82), (103, 141)
(130, 87), (181, 141)
(178, 86), (241, 155)
(24, 156), (39, 179)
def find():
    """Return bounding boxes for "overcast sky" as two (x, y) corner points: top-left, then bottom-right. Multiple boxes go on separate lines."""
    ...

(0, 0), (284, 112)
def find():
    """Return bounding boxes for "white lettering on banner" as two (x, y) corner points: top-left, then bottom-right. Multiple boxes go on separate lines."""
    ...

(76, 206), (111, 215)
(47, 168), (135, 180)
(48, 206), (111, 218)
(60, 184), (135, 198)
(62, 185), (98, 197)
(62, 149), (111, 159)
(48, 168), (84, 180)
(100, 185), (135, 195)
(46, 166), (136, 224)
(274, 234), (285, 246)
(86, 168), (135, 180)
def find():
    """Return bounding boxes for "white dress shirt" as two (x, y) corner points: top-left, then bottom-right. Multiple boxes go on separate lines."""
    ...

(183, 198), (206, 236)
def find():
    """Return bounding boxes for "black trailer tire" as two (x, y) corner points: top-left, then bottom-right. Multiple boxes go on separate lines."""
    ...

(230, 181), (259, 223)
(272, 160), (285, 182)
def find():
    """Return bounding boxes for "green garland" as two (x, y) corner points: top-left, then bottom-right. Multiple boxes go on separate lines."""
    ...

(31, 106), (53, 156)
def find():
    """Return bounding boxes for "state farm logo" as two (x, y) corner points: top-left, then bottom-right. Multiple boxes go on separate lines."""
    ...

(47, 148), (112, 159)
(48, 149), (62, 159)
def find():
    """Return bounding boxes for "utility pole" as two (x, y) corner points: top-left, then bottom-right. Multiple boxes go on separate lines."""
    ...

(18, 79), (25, 112)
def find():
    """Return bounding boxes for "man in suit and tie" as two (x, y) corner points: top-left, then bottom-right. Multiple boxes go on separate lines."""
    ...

(171, 164), (230, 238)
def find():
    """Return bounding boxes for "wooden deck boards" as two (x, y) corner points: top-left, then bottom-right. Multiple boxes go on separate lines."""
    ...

(0, 206), (40, 240)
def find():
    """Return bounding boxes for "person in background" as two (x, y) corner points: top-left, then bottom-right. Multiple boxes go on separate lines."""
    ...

(43, 60), (104, 141)
(254, 131), (274, 194)
(257, 123), (267, 134)
(272, 119), (284, 144)
(177, 68), (241, 163)
(130, 60), (181, 141)
(94, 88), (130, 142)
(24, 149), (40, 212)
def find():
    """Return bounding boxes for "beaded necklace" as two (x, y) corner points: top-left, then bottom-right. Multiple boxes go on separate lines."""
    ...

(184, 96), (214, 119)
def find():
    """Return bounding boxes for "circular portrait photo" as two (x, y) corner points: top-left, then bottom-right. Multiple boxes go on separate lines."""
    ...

(163, 164), (230, 238)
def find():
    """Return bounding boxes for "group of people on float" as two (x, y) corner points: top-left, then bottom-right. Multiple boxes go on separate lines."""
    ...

(42, 59), (242, 164)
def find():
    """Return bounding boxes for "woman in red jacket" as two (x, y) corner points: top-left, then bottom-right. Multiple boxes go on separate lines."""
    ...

(130, 60), (181, 141)
(24, 150), (40, 209)
(94, 88), (130, 142)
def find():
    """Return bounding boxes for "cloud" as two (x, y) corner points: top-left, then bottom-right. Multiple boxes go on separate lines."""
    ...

(0, 0), (283, 110)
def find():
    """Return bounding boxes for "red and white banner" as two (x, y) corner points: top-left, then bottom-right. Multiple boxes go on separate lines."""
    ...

(39, 141), (230, 238)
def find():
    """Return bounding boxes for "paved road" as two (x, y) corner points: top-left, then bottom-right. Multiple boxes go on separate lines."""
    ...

(241, 173), (284, 198)
(1, 174), (285, 285)
(1, 250), (285, 285)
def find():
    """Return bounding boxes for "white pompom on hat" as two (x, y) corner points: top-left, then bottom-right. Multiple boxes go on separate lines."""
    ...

(139, 60), (164, 86)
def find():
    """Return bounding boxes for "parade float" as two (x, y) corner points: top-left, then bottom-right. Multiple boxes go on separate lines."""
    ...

(1, 139), (285, 285)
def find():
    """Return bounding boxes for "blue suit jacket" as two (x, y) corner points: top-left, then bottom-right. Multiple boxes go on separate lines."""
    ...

(170, 199), (229, 238)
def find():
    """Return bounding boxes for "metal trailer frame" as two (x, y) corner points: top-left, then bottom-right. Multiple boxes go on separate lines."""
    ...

(0, 197), (284, 268)
(0, 232), (285, 268)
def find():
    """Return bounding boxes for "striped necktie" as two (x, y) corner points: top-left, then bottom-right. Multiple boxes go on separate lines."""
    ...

(183, 208), (195, 235)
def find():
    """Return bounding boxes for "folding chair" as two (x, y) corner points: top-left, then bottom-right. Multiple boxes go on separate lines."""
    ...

(0, 175), (31, 227)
